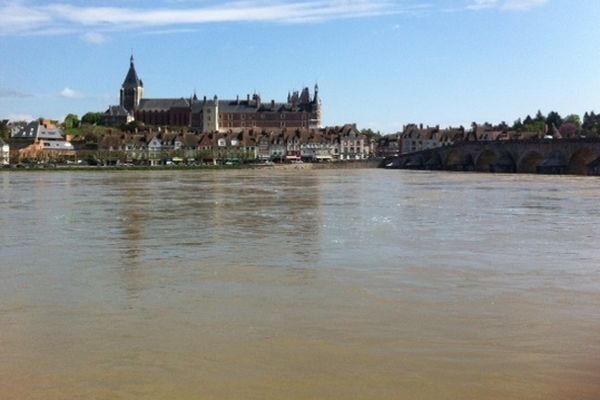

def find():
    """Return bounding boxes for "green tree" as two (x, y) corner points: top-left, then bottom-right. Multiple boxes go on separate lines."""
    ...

(582, 111), (599, 137)
(121, 120), (141, 133)
(81, 112), (105, 125)
(535, 110), (545, 123)
(64, 113), (80, 129)
(563, 114), (582, 137)
(545, 111), (563, 130)
(564, 114), (581, 128)
(0, 120), (9, 141)
(360, 128), (381, 139)
(522, 120), (547, 135)
(512, 118), (523, 131)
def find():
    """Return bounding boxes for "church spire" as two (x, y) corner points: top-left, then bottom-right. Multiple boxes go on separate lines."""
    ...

(123, 54), (143, 88)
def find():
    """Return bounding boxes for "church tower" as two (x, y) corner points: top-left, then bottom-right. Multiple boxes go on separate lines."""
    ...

(120, 55), (144, 114)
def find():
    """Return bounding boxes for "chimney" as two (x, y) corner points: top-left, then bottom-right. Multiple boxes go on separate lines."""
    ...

(271, 100), (275, 110)
(236, 95), (240, 105)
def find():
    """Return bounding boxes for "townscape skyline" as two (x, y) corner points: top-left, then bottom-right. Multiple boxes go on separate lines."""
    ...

(1, 0), (599, 131)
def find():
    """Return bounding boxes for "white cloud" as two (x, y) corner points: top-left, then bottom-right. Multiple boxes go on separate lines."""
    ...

(0, 2), (52, 34)
(81, 31), (107, 44)
(0, 0), (409, 36)
(60, 87), (83, 99)
(467, 0), (498, 10)
(467, 0), (548, 11)
(501, 0), (548, 11)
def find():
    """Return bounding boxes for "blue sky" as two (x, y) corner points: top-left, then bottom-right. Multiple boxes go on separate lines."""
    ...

(1, 0), (599, 132)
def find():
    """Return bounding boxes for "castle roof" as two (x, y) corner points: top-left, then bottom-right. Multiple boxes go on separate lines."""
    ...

(138, 98), (190, 111)
(189, 99), (316, 114)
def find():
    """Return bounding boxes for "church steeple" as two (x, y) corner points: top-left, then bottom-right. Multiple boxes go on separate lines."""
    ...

(123, 55), (143, 88)
(120, 55), (144, 113)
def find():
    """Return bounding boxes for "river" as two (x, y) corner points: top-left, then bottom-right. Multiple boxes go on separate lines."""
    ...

(1, 169), (599, 399)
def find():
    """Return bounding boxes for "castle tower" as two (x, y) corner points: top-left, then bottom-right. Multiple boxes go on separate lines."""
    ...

(120, 55), (144, 114)
(202, 95), (219, 132)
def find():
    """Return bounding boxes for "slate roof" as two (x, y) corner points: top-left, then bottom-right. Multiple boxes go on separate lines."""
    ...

(13, 121), (66, 140)
(13, 121), (39, 139)
(123, 56), (143, 88)
(190, 99), (316, 114)
(106, 105), (129, 117)
(38, 129), (65, 140)
(138, 98), (190, 111)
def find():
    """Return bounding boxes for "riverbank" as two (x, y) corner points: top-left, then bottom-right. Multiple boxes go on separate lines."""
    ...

(1, 159), (381, 172)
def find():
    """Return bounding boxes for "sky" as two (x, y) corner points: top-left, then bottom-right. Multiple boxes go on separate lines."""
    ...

(1, 0), (600, 132)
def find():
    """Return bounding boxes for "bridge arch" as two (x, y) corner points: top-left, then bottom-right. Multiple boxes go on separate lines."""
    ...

(424, 152), (442, 170)
(475, 149), (497, 172)
(495, 151), (516, 173)
(445, 150), (474, 171)
(568, 148), (598, 175)
(406, 154), (425, 169)
(538, 150), (567, 174)
(518, 151), (544, 174)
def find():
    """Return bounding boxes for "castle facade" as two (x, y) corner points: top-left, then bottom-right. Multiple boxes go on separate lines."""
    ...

(110, 56), (322, 132)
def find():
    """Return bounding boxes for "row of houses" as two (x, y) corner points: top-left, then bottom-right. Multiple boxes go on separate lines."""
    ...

(6, 120), (75, 162)
(95, 124), (370, 164)
(376, 123), (559, 156)
(4, 122), (371, 164)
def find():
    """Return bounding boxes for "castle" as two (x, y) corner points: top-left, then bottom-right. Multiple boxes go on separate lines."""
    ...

(107, 56), (322, 132)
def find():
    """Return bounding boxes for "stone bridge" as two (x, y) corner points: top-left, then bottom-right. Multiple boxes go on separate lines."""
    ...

(381, 139), (600, 175)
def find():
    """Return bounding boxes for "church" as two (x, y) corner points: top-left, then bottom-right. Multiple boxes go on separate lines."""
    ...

(107, 56), (322, 132)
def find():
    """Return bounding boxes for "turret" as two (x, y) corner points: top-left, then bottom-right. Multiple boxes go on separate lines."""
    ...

(312, 83), (322, 129)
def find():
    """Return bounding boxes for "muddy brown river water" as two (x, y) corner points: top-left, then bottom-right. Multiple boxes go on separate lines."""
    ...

(1, 169), (600, 399)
